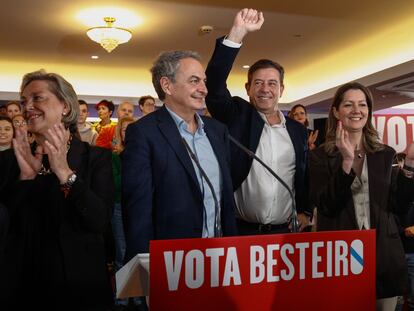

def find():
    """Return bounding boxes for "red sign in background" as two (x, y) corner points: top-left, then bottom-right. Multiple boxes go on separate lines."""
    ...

(150, 230), (375, 311)
(373, 114), (414, 153)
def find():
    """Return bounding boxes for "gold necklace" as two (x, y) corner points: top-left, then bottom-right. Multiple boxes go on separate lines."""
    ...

(37, 135), (73, 175)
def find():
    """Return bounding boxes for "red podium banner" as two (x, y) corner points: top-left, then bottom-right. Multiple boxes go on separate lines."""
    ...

(150, 230), (376, 311)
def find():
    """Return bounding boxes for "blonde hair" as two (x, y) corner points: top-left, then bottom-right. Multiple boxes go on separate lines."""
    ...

(20, 69), (79, 134)
(114, 116), (135, 154)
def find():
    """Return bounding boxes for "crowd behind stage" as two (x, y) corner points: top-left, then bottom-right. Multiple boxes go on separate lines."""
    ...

(1, 7), (414, 311)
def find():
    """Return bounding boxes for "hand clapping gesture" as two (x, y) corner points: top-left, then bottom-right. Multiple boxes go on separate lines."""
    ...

(308, 130), (319, 150)
(335, 121), (355, 173)
(228, 8), (264, 43)
(13, 123), (73, 183)
(43, 123), (74, 184)
(13, 126), (43, 180)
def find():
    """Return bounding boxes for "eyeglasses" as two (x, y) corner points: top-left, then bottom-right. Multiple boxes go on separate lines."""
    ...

(13, 120), (27, 126)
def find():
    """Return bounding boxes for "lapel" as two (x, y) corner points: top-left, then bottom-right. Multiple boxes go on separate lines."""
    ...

(67, 136), (88, 176)
(326, 149), (360, 228)
(157, 106), (200, 191)
(366, 151), (384, 228)
(249, 108), (264, 152)
(285, 117), (302, 165)
(203, 118), (227, 182)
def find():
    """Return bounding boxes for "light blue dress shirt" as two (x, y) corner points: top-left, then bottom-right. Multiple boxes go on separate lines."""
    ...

(166, 106), (222, 237)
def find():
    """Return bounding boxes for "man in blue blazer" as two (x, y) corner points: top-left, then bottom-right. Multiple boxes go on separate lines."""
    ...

(205, 9), (311, 235)
(123, 50), (237, 259)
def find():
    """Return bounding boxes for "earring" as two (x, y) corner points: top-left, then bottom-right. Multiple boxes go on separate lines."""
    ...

(62, 112), (67, 116)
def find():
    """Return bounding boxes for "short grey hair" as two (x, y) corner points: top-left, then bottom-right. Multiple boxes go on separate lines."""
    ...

(150, 50), (201, 100)
(20, 69), (79, 134)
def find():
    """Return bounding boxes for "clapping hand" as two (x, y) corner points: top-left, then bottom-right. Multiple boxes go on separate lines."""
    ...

(43, 123), (73, 184)
(228, 8), (264, 43)
(13, 126), (43, 180)
(308, 130), (319, 150)
(335, 121), (354, 173)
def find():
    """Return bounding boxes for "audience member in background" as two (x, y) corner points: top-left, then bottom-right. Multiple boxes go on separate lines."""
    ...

(0, 116), (13, 151)
(138, 95), (155, 118)
(0, 69), (114, 309)
(394, 153), (414, 311)
(309, 82), (414, 311)
(96, 101), (135, 150)
(93, 99), (115, 134)
(123, 50), (237, 260)
(11, 114), (34, 145)
(0, 105), (7, 117)
(5, 101), (21, 119)
(205, 8), (310, 234)
(77, 99), (98, 145)
(288, 104), (319, 150)
(111, 116), (135, 309)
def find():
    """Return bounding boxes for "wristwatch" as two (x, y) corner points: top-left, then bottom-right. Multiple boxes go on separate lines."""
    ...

(62, 173), (77, 188)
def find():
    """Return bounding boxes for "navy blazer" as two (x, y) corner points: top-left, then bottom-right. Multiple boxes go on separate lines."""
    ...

(205, 38), (310, 215)
(122, 106), (237, 260)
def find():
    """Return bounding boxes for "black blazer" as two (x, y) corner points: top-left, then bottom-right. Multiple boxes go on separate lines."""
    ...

(122, 106), (237, 260)
(309, 145), (414, 298)
(205, 37), (310, 215)
(0, 137), (114, 309)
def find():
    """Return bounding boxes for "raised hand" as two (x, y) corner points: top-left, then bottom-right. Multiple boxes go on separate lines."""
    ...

(308, 130), (319, 150)
(405, 226), (414, 238)
(13, 126), (42, 180)
(335, 121), (354, 173)
(228, 8), (264, 43)
(43, 123), (73, 184)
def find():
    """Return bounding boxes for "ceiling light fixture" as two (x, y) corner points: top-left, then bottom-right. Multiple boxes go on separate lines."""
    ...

(87, 17), (132, 53)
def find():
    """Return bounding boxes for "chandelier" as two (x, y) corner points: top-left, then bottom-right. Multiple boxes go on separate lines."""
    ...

(87, 17), (132, 53)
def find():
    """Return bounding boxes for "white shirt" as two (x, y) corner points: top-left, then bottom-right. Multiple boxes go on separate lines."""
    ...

(351, 156), (371, 230)
(234, 111), (296, 225)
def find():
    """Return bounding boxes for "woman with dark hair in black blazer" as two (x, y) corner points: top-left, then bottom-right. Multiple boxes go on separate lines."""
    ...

(309, 82), (414, 311)
(0, 70), (114, 310)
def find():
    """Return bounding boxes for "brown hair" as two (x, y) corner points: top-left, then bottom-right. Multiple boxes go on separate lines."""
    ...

(114, 116), (135, 154)
(288, 104), (309, 127)
(324, 82), (383, 154)
(138, 95), (155, 108)
(247, 59), (284, 87)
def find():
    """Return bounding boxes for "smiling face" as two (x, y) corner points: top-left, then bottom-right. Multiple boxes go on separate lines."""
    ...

(163, 57), (207, 115)
(291, 106), (307, 125)
(246, 68), (284, 114)
(0, 119), (14, 147)
(7, 103), (21, 119)
(20, 80), (67, 137)
(333, 89), (369, 133)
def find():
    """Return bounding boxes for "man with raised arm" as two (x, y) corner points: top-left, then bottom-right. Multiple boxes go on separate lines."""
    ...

(205, 8), (311, 235)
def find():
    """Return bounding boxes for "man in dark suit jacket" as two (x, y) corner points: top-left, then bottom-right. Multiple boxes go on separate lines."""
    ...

(205, 8), (311, 234)
(123, 50), (237, 260)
